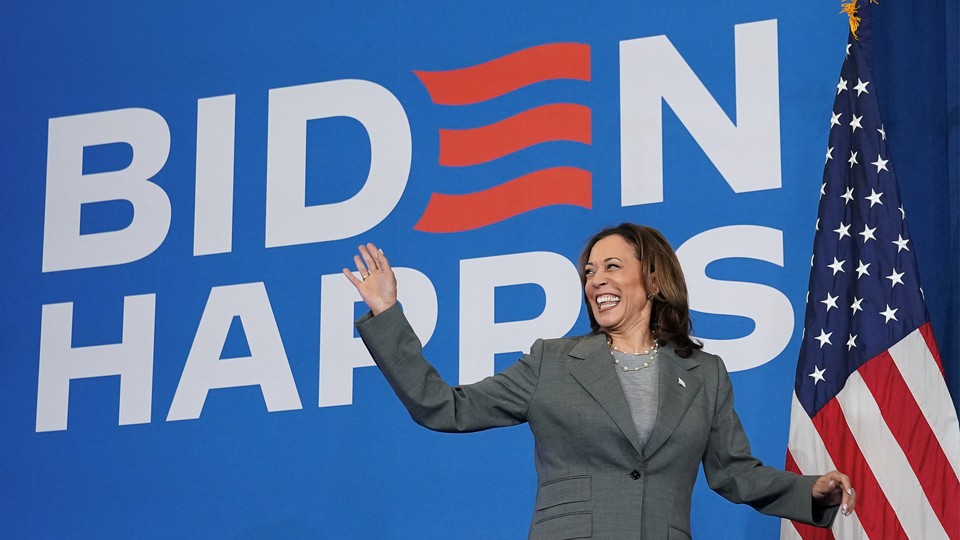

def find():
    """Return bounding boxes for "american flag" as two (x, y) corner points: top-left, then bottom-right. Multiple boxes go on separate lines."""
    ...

(782, 3), (960, 539)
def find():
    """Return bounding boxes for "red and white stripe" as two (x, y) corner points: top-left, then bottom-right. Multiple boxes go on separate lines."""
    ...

(782, 324), (960, 540)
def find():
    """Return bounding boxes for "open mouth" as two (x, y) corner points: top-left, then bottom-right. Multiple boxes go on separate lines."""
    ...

(595, 294), (620, 312)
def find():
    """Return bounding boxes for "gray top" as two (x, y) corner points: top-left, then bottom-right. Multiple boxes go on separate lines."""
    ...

(612, 350), (660, 448)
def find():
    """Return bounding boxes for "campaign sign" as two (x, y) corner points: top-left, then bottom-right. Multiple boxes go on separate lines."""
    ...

(1, 2), (847, 538)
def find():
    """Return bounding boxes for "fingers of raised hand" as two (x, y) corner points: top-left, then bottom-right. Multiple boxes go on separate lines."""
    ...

(354, 254), (371, 280)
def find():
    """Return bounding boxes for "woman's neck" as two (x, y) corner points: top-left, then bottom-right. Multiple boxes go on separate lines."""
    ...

(606, 331), (656, 354)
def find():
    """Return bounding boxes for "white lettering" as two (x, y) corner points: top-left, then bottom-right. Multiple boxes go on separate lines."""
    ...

(36, 294), (155, 432)
(318, 268), (437, 407)
(166, 282), (302, 421)
(42, 108), (172, 271)
(620, 19), (780, 205)
(459, 252), (581, 384)
(265, 80), (411, 247)
(677, 225), (793, 371)
(194, 95), (236, 256)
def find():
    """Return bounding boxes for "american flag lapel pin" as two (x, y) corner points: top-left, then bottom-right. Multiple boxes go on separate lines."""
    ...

(678, 377), (686, 388)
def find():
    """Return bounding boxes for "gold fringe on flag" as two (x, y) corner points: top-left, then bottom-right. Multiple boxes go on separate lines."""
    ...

(841, 0), (879, 41)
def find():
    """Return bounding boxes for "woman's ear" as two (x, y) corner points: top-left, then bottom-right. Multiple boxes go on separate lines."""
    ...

(649, 272), (661, 296)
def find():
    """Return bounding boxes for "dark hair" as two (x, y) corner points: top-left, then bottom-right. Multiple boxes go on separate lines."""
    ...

(578, 223), (702, 358)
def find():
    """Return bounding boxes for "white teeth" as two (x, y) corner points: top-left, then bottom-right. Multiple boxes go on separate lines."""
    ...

(596, 294), (620, 311)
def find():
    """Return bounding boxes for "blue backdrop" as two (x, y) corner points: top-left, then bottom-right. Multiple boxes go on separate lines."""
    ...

(1, 2), (955, 538)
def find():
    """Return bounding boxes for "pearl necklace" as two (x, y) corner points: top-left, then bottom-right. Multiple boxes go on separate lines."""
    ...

(607, 337), (659, 372)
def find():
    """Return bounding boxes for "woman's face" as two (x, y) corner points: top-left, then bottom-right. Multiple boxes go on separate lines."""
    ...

(583, 234), (654, 335)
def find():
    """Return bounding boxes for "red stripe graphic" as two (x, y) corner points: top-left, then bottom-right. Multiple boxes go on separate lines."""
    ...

(785, 451), (836, 540)
(413, 167), (591, 233)
(439, 103), (591, 166)
(812, 399), (908, 540)
(414, 43), (590, 105)
(858, 350), (960, 540)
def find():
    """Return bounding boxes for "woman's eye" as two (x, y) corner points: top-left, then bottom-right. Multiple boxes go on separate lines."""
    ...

(584, 269), (594, 276)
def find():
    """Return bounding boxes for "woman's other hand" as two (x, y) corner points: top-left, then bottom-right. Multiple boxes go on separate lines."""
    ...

(342, 243), (397, 316)
(812, 470), (857, 516)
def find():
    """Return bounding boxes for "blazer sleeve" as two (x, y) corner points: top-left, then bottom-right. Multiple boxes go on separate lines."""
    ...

(701, 356), (839, 528)
(355, 303), (541, 433)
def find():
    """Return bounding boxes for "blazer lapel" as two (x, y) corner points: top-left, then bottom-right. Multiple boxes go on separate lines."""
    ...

(568, 334), (645, 458)
(642, 347), (702, 459)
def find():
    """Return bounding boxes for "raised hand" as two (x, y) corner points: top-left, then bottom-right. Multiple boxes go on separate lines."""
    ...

(812, 470), (857, 517)
(342, 243), (397, 316)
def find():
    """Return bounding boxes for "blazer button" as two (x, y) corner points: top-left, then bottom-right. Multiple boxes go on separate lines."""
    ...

(630, 470), (641, 480)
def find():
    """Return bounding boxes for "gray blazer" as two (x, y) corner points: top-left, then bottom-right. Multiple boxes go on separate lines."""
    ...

(357, 305), (837, 539)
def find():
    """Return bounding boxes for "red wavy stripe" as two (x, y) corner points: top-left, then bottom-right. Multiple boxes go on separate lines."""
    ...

(858, 350), (960, 540)
(812, 399), (909, 540)
(784, 452), (836, 540)
(439, 103), (591, 167)
(414, 43), (590, 105)
(413, 167), (591, 233)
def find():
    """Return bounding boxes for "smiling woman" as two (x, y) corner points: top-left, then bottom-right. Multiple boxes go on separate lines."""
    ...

(344, 223), (857, 539)
(579, 224), (701, 360)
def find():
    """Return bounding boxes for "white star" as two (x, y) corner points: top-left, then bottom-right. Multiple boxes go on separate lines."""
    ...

(828, 257), (846, 275)
(899, 205), (906, 219)
(859, 224), (877, 243)
(811, 254), (815, 267)
(841, 186), (855, 204)
(865, 189), (884, 207)
(821, 293), (839, 311)
(854, 78), (870, 96)
(831, 112), (842, 127)
(847, 333), (858, 350)
(880, 304), (899, 323)
(851, 297), (864, 314)
(849, 150), (859, 168)
(871, 155), (889, 173)
(921, 287), (925, 299)
(826, 147), (834, 163)
(893, 234), (910, 252)
(878, 124), (886, 140)
(815, 329), (833, 348)
(816, 218), (820, 231)
(834, 222), (851, 240)
(809, 365), (826, 384)
(855, 260), (870, 278)
(886, 268), (905, 287)
(846, 43), (852, 56)
(821, 182), (827, 197)
(837, 77), (848, 95)
(850, 114), (863, 133)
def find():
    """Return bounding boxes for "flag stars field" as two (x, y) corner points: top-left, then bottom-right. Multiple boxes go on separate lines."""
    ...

(808, 366), (826, 384)
(879, 304), (898, 323)
(828, 257), (846, 275)
(886, 268), (905, 287)
(871, 155), (888, 172)
(854, 78), (870, 95)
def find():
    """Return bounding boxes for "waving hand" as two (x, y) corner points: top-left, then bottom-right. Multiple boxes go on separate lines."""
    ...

(342, 243), (397, 316)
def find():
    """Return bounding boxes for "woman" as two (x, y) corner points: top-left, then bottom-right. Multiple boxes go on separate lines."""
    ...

(343, 223), (856, 539)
